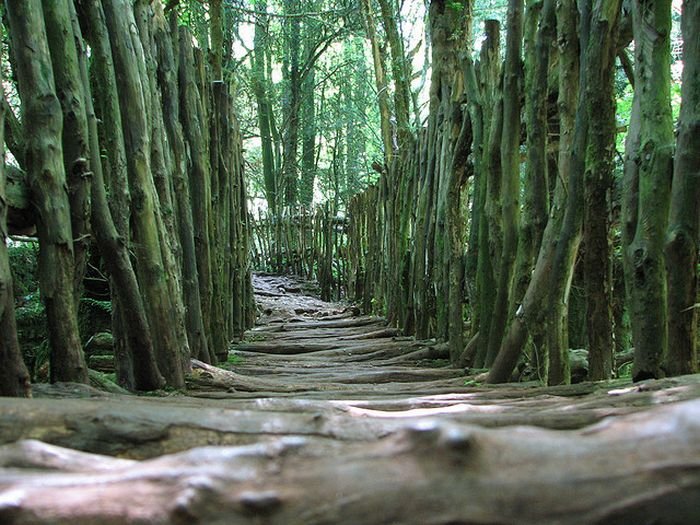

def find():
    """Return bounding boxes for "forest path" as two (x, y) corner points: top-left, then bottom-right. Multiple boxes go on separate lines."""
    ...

(1, 275), (700, 523)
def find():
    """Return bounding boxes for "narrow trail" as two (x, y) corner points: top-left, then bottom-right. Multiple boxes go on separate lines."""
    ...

(1, 275), (699, 523)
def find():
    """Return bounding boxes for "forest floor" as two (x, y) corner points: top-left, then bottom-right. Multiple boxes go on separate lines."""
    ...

(1, 274), (699, 524)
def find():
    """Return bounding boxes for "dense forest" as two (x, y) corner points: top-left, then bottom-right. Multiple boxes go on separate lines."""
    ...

(0, 1), (699, 522)
(0, 0), (697, 392)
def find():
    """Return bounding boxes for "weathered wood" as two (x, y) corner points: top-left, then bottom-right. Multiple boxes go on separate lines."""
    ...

(0, 398), (699, 524)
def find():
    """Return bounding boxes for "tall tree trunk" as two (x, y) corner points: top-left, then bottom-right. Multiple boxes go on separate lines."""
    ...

(76, 0), (136, 388)
(512, 0), (554, 307)
(154, 9), (212, 364)
(6, 0), (88, 384)
(252, 0), (277, 213)
(70, 0), (164, 391)
(0, 60), (31, 397)
(210, 0), (224, 80)
(102, 0), (186, 388)
(582, 0), (619, 380)
(179, 25), (214, 360)
(543, 0), (579, 379)
(624, 0), (674, 381)
(664, 0), (699, 376)
(377, 0), (412, 149)
(485, 0), (524, 366)
(281, 0), (301, 207)
(488, 0), (621, 385)
(360, 0), (394, 164)
(43, 0), (92, 307)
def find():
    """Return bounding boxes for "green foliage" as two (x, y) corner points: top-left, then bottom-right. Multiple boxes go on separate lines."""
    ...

(227, 352), (243, 365)
(8, 241), (39, 302)
(80, 297), (113, 315)
(447, 1), (465, 12)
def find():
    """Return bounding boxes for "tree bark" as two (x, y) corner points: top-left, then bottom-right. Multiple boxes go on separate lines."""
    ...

(6, 0), (89, 384)
(485, 0), (524, 366)
(71, 0), (165, 391)
(625, 0), (674, 381)
(0, 63), (31, 398)
(488, 1), (622, 385)
(582, 0), (620, 380)
(102, 0), (186, 388)
(76, 0), (136, 388)
(0, 398), (699, 524)
(664, 0), (699, 376)
(154, 8), (212, 365)
(43, 0), (92, 306)
(179, 25), (214, 361)
(512, 0), (554, 307)
(360, 0), (394, 164)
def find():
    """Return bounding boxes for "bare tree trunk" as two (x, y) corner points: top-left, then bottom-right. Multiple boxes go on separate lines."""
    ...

(6, 0), (88, 384)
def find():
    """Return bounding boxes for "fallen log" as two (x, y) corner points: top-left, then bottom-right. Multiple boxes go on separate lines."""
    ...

(0, 399), (698, 524)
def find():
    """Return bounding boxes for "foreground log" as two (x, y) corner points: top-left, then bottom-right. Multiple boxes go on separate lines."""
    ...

(0, 399), (698, 524)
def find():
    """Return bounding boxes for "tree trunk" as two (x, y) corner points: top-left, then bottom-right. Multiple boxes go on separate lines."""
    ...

(0, 64), (31, 398)
(179, 25), (215, 362)
(664, 0), (699, 376)
(543, 0), (579, 380)
(377, 0), (412, 149)
(360, 0), (394, 164)
(6, 0), (89, 384)
(251, 0), (278, 213)
(512, 0), (554, 307)
(488, 1), (621, 385)
(0, 397), (699, 524)
(154, 8), (212, 365)
(582, 0), (619, 380)
(70, 1), (165, 391)
(485, 0), (524, 366)
(210, 0), (224, 80)
(281, 0), (301, 207)
(43, 0), (92, 307)
(625, 0), (674, 381)
(102, 0), (186, 388)
(76, 0), (136, 388)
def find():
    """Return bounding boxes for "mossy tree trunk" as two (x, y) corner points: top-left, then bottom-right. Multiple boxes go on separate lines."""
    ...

(102, 0), (187, 388)
(664, 0), (699, 376)
(488, 0), (622, 385)
(582, 0), (619, 380)
(0, 57), (31, 398)
(624, 0), (674, 381)
(485, 0), (524, 367)
(6, 0), (89, 385)
(43, 0), (92, 307)
(512, 0), (554, 308)
(75, 0), (136, 387)
(153, 8), (211, 365)
(71, 0), (164, 391)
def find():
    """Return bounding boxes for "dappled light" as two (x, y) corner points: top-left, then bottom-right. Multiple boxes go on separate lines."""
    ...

(0, 0), (698, 523)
